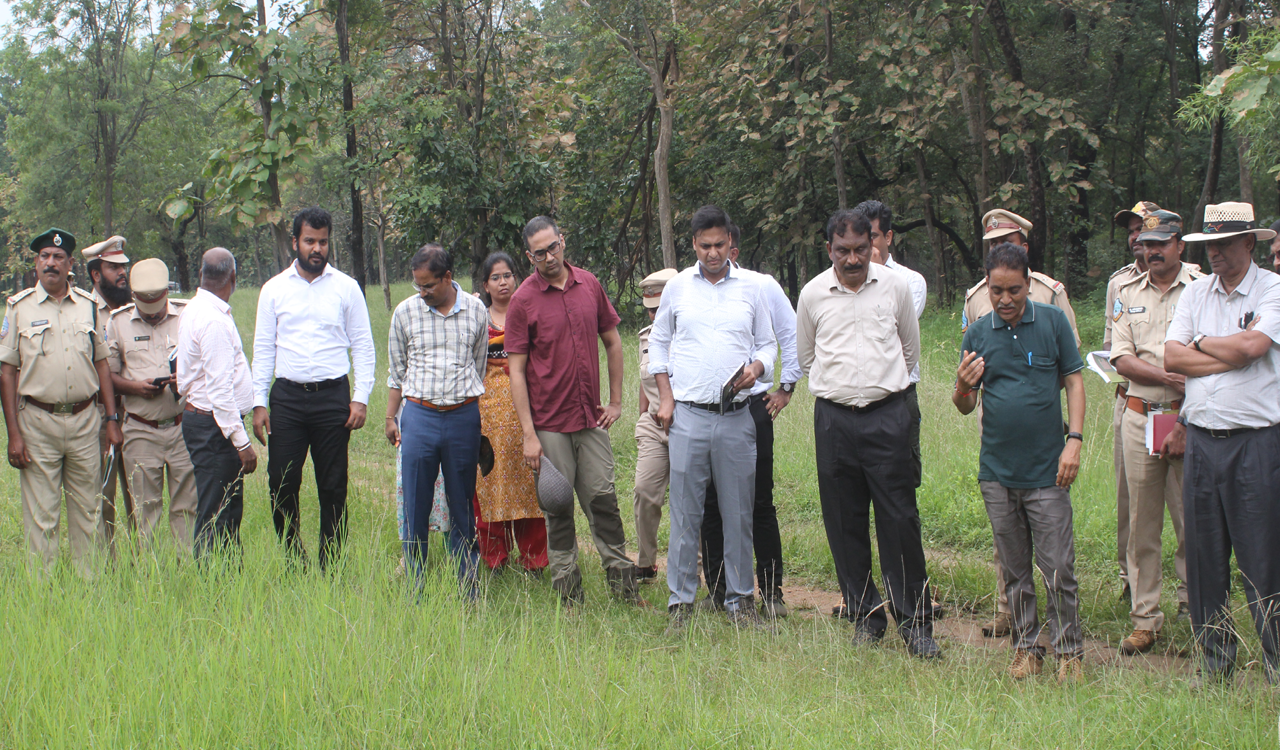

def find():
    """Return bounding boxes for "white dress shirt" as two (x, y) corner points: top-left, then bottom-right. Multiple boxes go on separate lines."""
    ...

(647, 264), (777, 405)
(884, 254), (927, 384)
(177, 288), (254, 450)
(734, 266), (802, 396)
(252, 262), (376, 409)
(1165, 262), (1280, 430)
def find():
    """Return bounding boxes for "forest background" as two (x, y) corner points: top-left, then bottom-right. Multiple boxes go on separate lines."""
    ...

(6, 0), (1280, 310)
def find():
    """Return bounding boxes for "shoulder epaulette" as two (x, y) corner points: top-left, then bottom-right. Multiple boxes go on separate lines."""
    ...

(638, 324), (653, 336)
(170, 298), (189, 306)
(1184, 262), (1207, 279)
(1108, 263), (1136, 281)
(71, 287), (96, 302)
(964, 279), (987, 301)
(1115, 271), (1147, 291)
(110, 303), (136, 318)
(1030, 271), (1066, 294)
(6, 288), (35, 306)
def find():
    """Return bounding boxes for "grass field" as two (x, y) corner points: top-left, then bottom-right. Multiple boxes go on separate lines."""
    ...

(1, 279), (1277, 747)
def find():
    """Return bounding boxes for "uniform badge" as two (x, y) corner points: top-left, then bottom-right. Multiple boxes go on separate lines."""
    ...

(53, 234), (61, 247)
(1, 318), (7, 338)
(1112, 298), (1123, 322)
(1143, 215), (1160, 230)
(1127, 306), (1146, 314)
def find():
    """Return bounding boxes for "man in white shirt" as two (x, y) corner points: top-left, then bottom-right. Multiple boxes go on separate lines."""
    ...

(178, 247), (256, 560)
(699, 223), (801, 619)
(251, 208), (376, 571)
(649, 205), (777, 632)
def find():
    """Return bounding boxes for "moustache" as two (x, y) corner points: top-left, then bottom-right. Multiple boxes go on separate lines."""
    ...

(41, 267), (60, 274)
(1147, 254), (1165, 264)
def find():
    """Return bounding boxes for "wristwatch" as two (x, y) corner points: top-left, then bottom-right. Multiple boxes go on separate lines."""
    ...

(104, 413), (120, 423)
(1176, 414), (1188, 427)
(779, 382), (795, 394)
(1066, 431), (1083, 443)
(1192, 333), (1207, 352)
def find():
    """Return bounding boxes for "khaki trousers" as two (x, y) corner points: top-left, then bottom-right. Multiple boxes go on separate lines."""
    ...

(632, 413), (669, 569)
(122, 419), (197, 552)
(537, 428), (633, 598)
(1121, 407), (1188, 631)
(1113, 391), (1130, 582)
(19, 404), (102, 577)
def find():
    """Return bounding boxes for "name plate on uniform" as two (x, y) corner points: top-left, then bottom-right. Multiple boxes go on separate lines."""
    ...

(134, 336), (150, 341)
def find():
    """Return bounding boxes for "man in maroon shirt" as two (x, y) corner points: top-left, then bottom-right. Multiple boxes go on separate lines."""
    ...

(507, 216), (640, 605)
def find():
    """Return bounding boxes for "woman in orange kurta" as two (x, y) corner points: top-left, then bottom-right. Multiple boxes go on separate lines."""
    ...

(474, 252), (548, 572)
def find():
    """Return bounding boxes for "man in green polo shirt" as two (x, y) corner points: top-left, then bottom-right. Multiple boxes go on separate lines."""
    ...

(953, 242), (1087, 684)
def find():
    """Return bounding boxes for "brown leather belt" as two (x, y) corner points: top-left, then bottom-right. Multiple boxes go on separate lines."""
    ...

(1126, 395), (1181, 416)
(1115, 384), (1128, 400)
(26, 396), (95, 415)
(406, 396), (478, 412)
(128, 412), (182, 428)
(184, 405), (214, 417)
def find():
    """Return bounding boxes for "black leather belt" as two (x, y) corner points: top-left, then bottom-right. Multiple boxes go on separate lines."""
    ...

(820, 390), (905, 414)
(1191, 424), (1260, 439)
(277, 376), (347, 393)
(681, 399), (751, 415)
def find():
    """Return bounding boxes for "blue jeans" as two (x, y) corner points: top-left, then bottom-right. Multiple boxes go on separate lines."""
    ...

(400, 399), (481, 586)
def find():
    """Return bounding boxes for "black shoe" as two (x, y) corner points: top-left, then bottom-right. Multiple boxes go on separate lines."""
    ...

(760, 588), (788, 619)
(636, 565), (658, 581)
(930, 600), (945, 620)
(906, 633), (942, 659)
(697, 593), (726, 613)
(665, 603), (694, 636)
(727, 600), (771, 631)
(1188, 669), (1232, 691)
(850, 621), (884, 648)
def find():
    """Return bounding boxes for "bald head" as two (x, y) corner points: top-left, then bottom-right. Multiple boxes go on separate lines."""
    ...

(200, 247), (237, 294)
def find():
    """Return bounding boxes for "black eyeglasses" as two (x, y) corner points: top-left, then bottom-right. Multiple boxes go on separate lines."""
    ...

(530, 239), (563, 262)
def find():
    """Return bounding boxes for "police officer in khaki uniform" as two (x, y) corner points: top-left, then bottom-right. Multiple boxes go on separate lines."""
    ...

(1105, 201), (1160, 600)
(0, 228), (122, 576)
(83, 235), (133, 549)
(1109, 210), (1199, 654)
(962, 209), (1081, 637)
(106, 259), (196, 551)
(633, 267), (678, 581)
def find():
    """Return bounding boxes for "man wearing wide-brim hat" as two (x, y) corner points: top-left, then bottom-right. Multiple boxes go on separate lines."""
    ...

(82, 235), (134, 551)
(105, 259), (196, 552)
(632, 267), (678, 583)
(1165, 201), (1280, 687)
(0, 228), (122, 577)
(962, 207), (1081, 640)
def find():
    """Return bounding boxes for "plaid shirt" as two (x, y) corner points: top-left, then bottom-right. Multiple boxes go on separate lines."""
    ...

(387, 283), (488, 404)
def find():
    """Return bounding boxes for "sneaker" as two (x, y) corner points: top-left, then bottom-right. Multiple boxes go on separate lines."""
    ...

(1120, 629), (1157, 655)
(982, 611), (1013, 638)
(726, 599), (770, 630)
(1057, 655), (1084, 684)
(1008, 649), (1043, 680)
(636, 565), (658, 582)
(665, 603), (694, 636)
(905, 632), (943, 660)
(696, 594), (726, 613)
(760, 589), (789, 619)
(850, 621), (885, 648)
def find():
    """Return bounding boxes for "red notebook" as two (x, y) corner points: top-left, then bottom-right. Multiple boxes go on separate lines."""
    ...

(1149, 413), (1179, 455)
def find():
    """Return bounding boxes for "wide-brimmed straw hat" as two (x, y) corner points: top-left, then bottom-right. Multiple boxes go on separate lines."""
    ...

(1182, 202), (1277, 243)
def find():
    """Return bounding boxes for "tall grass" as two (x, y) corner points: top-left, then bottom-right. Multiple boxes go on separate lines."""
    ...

(0, 282), (1275, 747)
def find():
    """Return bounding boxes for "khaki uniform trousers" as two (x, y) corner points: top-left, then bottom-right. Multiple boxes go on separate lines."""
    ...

(122, 419), (197, 552)
(1113, 391), (1130, 584)
(537, 427), (633, 597)
(632, 413), (669, 569)
(19, 404), (102, 577)
(98, 403), (133, 552)
(1121, 407), (1188, 631)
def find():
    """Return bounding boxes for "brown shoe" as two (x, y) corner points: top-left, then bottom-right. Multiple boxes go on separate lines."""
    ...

(1009, 649), (1043, 680)
(982, 611), (1013, 638)
(1057, 655), (1084, 684)
(1120, 629), (1157, 655)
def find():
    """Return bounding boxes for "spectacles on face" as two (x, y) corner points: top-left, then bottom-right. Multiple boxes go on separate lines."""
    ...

(529, 239), (563, 262)
(488, 272), (515, 283)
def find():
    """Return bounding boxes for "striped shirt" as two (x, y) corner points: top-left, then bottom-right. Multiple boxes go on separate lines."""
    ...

(386, 282), (488, 405)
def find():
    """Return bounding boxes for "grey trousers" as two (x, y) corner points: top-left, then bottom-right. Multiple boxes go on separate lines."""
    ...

(667, 402), (756, 611)
(538, 428), (634, 599)
(980, 481), (1082, 657)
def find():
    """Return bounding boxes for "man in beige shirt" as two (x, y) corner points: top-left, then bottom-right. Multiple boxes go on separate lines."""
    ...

(632, 268), (677, 580)
(1110, 210), (1201, 654)
(0, 228), (122, 577)
(107, 259), (196, 551)
(796, 208), (938, 659)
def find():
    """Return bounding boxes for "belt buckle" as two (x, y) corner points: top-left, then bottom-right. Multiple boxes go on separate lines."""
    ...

(54, 402), (74, 414)
(303, 382), (320, 393)
(158, 417), (176, 427)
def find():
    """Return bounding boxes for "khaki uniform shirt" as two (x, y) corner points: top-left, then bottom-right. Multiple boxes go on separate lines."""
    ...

(638, 325), (661, 415)
(1104, 263), (1142, 349)
(1109, 265), (1205, 404)
(0, 283), (106, 403)
(92, 289), (112, 342)
(106, 300), (188, 421)
(962, 271), (1080, 347)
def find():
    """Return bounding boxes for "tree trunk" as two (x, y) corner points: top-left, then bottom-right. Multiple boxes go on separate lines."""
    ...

(654, 93), (676, 269)
(1238, 132), (1254, 205)
(336, 0), (366, 293)
(376, 216), (391, 311)
(1192, 0), (1232, 242)
(914, 148), (947, 306)
(270, 221), (293, 275)
(825, 8), (847, 210)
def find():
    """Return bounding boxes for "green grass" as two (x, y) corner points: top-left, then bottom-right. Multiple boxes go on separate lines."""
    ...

(0, 282), (1277, 747)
